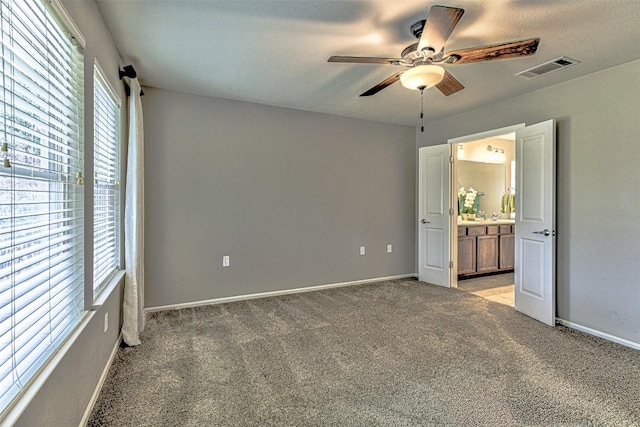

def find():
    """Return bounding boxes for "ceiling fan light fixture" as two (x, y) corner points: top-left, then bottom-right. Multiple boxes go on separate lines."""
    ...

(400, 65), (445, 90)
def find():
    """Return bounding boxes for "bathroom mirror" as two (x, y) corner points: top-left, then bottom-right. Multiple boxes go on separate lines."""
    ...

(457, 160), (506, 215)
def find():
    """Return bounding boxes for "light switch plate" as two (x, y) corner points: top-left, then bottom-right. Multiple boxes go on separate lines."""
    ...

(360, 246), (365, 255)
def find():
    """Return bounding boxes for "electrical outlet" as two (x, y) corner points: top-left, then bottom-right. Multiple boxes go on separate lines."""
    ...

(104, 312), (108, 333)
(387, 244), (393, 253)
(223, 255), (230, 267)
(360, 246), (365, 255)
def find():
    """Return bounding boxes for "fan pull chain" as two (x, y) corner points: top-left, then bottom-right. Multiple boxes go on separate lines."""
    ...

(419, 87), (425, 133)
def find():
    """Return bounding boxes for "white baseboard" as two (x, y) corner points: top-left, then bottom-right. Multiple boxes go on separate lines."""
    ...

(556, 318), (640, 350)
(145, 274), (417, 313)
(79, 333), (122, 427)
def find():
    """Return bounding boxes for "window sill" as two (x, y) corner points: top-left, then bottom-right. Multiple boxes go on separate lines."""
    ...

(92, 270), (125, 310)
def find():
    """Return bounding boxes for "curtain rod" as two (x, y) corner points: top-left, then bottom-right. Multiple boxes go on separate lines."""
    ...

(119, 64), (136, 80)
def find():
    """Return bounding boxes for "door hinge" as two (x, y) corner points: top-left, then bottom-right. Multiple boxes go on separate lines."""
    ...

(449, 208), (454, 216)
(449, 155), (454, 164)
(449, 261), (454, 269)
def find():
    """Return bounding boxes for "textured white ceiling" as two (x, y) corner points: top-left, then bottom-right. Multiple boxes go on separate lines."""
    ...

(95, 0), (640, 127)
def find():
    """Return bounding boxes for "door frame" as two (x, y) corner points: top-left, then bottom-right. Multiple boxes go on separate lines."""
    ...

(447, 124), (525, 289)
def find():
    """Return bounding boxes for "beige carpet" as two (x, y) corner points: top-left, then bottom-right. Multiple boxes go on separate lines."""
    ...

(89, 278), (640, 426)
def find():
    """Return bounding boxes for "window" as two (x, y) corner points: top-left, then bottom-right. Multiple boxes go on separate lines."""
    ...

(0, 0), (84, 412)
(93, 65), (120, 295)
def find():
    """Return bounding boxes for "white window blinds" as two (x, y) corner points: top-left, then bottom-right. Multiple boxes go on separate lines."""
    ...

(0, 0), (84, 412)
(93, 65), (120, 293)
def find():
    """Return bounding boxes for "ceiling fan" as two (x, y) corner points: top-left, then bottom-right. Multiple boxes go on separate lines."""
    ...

(328, 5), (540, 97)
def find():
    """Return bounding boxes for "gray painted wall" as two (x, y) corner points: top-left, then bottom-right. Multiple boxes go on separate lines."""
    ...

(417, 60), (640, 344)
(8, 0), (125, 425)
(143, 89), (416, 308)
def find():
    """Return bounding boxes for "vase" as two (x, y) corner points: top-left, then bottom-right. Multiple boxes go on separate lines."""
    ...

(462, 213), (475, 221)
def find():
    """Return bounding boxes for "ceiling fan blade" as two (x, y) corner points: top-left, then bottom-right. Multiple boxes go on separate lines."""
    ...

(418, 6), (464, 54)
(328, 56), (400, 65)
(359, 72), (403, 97)
(446, 38), (540, 64)
(436, 70), (464, 96)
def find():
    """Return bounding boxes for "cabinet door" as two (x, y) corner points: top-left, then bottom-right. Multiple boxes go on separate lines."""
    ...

(457, 236), (476, 275)
(477, 235), (499, 273)
(499, 233), (515, 270)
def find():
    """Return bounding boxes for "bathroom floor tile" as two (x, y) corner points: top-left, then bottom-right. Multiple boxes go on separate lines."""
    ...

(457, 273), (514, 307)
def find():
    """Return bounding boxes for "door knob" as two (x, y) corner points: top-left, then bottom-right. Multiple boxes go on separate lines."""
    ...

(421, 219), (430, 224)
(532, 229), (550, 236)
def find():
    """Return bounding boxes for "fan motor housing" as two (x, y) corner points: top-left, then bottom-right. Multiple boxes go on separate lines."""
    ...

(401, 42), (419, 58)
(410, 19), (426, 39)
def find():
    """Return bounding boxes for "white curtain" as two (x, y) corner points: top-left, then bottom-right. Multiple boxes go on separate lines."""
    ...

(122, 77), (145, 346)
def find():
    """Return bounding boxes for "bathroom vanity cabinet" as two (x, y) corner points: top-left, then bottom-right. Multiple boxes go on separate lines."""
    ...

(458, 223), (514, 277)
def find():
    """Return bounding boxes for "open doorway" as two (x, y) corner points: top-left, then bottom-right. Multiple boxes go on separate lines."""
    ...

(449, 125), (521, 307)
(419, 120), (556, 323)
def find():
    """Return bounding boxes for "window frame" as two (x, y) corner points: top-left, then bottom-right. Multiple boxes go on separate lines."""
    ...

(0, 0), (87, 416)
(92, 60), (122, 298)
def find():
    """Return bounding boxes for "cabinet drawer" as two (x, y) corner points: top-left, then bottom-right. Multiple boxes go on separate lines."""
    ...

(458, 226), (467, 236)
(487, 225), (499, 235)
(499, 225), (512, 234)
(467, 226), (486, 236)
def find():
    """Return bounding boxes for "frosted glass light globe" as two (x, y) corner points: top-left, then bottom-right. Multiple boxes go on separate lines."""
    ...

(400, 65), (445, 90)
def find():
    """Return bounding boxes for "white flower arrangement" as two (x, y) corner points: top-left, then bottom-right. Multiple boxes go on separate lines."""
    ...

(458, 187), (478, 214)
(464, 188), (477, 209)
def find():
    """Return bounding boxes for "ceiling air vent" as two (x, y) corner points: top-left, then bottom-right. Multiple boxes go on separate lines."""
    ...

(516, 56), (580, 79)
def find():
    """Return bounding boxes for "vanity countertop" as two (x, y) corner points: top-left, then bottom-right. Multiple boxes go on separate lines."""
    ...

(458, 219), (515, 226)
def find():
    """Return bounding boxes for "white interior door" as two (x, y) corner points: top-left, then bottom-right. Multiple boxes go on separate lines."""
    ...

(514, 120), (556, 325)
(418, 145), (451, 287)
